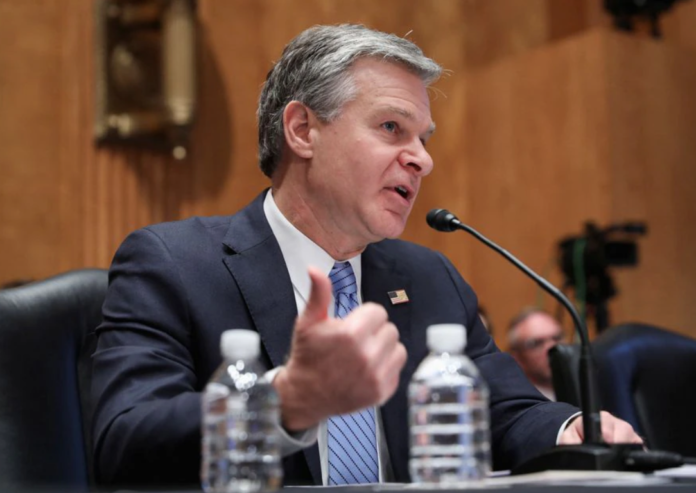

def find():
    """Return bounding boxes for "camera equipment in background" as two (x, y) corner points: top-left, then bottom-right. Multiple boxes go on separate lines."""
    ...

(558, 221), (647, 333)
(604, 0), (688, 38)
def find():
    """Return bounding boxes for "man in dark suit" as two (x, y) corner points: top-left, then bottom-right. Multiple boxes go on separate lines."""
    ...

(91, 24), (640, 487)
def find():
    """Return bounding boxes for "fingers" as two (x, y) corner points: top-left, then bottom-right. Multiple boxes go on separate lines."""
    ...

(341, 304), (406, 403)
(377, 341), (407, 405)
(344, 302), (389, 336)
(296, 266), (332, 330)
(600, 411), (644, 444)
(346, 304), (405, 378)
(368, 319), (400, 364)
(560, 412), (645, 446)
(558, 415), (583, 445)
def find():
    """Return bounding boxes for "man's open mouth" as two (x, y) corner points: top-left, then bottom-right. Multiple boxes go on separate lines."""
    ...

(394, 186), (409, 200)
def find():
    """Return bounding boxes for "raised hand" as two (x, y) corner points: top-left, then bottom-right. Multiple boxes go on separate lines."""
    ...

(273, 266), (407, 431)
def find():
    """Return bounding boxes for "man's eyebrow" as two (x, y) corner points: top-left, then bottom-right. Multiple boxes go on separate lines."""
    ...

(385, 105), (414, 120)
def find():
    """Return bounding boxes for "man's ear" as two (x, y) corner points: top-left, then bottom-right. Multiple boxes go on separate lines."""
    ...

(283, 101), (316, 160)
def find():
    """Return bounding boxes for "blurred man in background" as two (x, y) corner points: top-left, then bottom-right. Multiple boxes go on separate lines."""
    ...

(508, 307), (565, 401)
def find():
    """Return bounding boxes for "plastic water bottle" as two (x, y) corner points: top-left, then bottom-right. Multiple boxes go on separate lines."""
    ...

(201, 329), (283, 493)
(409, 324), (491, 484)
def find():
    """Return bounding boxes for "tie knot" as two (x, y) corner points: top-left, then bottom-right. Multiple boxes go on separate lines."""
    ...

(330, 262), (357, 297)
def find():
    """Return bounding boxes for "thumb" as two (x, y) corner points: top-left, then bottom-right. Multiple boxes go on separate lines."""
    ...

(296, 266), (332, 330)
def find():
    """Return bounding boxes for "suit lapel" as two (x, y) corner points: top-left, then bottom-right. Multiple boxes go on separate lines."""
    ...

(361, 242), (413, 356)
(221, 192), (322, 484)
(362, 242), (413, 483)
(222, 193), (297, 369)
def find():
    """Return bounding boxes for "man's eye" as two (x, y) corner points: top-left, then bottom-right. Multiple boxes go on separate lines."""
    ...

(382, 121), (398, 133)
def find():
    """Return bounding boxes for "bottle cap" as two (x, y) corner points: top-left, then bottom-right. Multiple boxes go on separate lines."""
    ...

(220, 329), (260, 361)
(427, 324), (467, 353)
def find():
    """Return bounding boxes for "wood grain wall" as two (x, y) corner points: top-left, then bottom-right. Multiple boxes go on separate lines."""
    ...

(1, 0), (695, 346)
(454, 29), (696, 344)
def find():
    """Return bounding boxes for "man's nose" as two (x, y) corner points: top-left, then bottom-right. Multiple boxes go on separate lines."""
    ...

(399, 141), (434, 177)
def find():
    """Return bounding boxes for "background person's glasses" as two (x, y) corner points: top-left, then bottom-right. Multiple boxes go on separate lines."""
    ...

(518, 333), (564, 351)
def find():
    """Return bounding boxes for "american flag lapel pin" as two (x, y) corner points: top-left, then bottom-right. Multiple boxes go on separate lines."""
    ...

(388, 289), (409, 305)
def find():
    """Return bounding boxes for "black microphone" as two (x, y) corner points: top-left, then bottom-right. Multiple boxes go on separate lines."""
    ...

(426, 208), (460, 232)
(428, 208), (602, 442)
(427, 208), (682, 473)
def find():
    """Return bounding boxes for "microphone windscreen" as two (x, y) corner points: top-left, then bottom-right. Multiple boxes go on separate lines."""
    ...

(426, 208), (458, 232)
(426, 209), (445, 229)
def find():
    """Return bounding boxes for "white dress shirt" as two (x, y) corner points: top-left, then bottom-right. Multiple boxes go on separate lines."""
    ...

(263, 190), (393, 484)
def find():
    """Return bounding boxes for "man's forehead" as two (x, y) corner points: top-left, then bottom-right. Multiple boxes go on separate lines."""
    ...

(521, 313), (563, 334)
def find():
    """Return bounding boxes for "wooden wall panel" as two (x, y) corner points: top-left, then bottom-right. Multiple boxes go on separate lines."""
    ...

(0, 0), (197, 281)
(605, 33), (696, 337)
(662, 0), (696, 51)
(0, 1), (64, 283)
(463, 0), (565, 68)
(457, 31), (614, 345)
(457, 30), (696, 346)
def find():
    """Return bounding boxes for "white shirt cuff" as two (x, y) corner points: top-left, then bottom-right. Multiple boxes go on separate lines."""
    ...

(265, 366), (319, 456)
(556, 411), (583, 444)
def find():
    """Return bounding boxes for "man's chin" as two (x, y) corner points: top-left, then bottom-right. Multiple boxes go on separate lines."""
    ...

(384, 228), (406, 240)
(365, 209), (410, 242)
(375, 218), (408, 240)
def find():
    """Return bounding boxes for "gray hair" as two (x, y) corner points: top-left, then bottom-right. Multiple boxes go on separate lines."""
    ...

(257, 24), (443, 178)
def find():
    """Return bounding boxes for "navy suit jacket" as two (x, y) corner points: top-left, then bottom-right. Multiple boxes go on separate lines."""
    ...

(91, 191), (578, 486)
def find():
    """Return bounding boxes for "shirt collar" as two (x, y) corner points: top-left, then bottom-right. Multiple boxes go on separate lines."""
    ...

(263, 190), (362, 305)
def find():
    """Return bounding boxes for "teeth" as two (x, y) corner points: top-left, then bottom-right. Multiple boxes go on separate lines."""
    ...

(395, 186), (408, 198)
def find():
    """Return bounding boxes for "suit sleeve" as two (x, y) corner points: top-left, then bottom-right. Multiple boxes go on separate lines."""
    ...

(91, 228), (201, 486)
(437, 252), (579, 470)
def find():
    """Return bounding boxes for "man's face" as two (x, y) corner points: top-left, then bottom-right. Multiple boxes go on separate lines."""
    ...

(511, 313), (564, 385)
(304, 59), (435, 251)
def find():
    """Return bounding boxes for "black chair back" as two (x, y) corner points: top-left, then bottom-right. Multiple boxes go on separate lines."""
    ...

(593, 323), (696, 456)
(549, 343), (581, 407)
(0, 269), (108, 490)
(549, 323), (696, 456)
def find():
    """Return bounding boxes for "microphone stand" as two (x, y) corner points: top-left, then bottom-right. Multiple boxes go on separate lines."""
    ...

(426, 209), (677, 473)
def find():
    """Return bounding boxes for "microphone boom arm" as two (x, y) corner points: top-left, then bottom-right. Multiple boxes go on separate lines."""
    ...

(428, 209), (602, 445)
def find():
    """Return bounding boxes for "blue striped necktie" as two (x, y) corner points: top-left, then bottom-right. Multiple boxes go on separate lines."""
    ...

(327, 262), (380, 484)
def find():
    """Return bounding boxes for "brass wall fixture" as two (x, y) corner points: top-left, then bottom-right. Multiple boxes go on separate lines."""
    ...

(95, 0), (196, 160)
